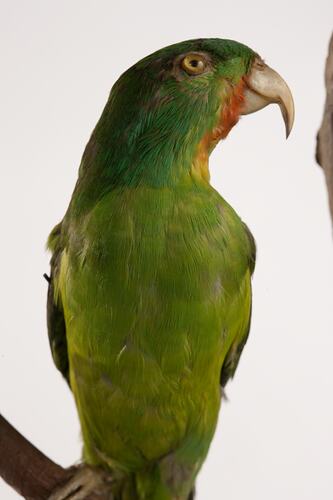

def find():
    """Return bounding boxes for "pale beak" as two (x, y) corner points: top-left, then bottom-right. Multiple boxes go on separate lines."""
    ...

(241, 58), (295, 138)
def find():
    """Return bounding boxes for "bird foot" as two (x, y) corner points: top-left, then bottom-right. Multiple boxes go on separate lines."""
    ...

(49, 464), (114, 500)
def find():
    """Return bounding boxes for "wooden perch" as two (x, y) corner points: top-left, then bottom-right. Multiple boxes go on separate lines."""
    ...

(316, 32), (333, 223)
(0, 414), (72, 499)
(0, 414), (112, 499)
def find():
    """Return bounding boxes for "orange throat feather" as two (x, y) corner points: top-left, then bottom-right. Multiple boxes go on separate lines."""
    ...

(191, 78), (246, 182)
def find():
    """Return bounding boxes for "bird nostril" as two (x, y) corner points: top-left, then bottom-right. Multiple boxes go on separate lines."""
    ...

(253, 58), (266, 70)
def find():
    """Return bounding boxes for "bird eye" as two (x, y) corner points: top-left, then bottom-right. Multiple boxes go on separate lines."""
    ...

(181, 54), (206, 75)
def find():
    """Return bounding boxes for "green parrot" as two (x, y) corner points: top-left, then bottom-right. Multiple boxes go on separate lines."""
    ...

(46, 38), (294, 499)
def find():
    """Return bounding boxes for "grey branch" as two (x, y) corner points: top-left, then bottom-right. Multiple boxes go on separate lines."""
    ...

(316, 32), (333, 223)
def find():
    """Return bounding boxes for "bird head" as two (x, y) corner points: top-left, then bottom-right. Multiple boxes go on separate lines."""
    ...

(83, 38), (294, 188)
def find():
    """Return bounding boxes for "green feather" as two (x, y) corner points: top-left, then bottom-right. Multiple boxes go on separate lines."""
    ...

(47, 38), (256, 499)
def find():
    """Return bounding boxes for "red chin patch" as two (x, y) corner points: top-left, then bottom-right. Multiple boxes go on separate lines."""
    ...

(212, 78), (246, 142)
(191, 78), (246, 181)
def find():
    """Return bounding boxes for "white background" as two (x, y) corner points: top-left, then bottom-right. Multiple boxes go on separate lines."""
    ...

(1, 1), (333, 498)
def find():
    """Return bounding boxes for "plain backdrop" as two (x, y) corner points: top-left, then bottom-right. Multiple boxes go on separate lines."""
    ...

(1, 1), (333, 499)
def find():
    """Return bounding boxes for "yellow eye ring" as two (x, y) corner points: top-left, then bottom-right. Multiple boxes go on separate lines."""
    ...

(181, 54), (206, 75)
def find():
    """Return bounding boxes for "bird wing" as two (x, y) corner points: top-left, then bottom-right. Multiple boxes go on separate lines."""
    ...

(220, 301), (252, 388)
(46, 223), (70, 385)
(220, 223), (256, 388)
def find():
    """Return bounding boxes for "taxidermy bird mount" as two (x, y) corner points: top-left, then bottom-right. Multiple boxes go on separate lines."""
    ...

(46, 38), (294, 500)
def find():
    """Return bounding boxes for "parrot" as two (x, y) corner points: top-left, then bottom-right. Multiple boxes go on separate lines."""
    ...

(46, 38), (294, 500)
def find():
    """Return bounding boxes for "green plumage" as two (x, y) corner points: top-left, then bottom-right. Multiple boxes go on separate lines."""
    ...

(47, 39), (256, 499)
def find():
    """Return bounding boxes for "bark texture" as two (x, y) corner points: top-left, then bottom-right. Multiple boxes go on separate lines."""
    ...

(316, 33), (333, 223)
(0, 414), (112, 499)
(0, 414), (72, 499)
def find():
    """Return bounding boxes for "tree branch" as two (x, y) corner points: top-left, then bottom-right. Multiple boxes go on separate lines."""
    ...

(0, 414), (73, 499)
(316, 32), (333, 223)
(0, 414), (114, 499)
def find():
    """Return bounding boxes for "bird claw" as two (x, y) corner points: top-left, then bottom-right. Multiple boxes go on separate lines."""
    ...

(49, 464), (114, 500)
(220, 387), (229, 401)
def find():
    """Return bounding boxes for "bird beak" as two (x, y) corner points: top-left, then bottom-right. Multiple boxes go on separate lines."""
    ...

(241, 57), (295, 138)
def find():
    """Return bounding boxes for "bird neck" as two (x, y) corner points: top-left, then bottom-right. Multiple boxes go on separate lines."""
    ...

(69, 79), (245, 215)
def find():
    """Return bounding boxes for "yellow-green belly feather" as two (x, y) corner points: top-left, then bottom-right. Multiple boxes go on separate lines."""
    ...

(56, 184), (252, 498)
